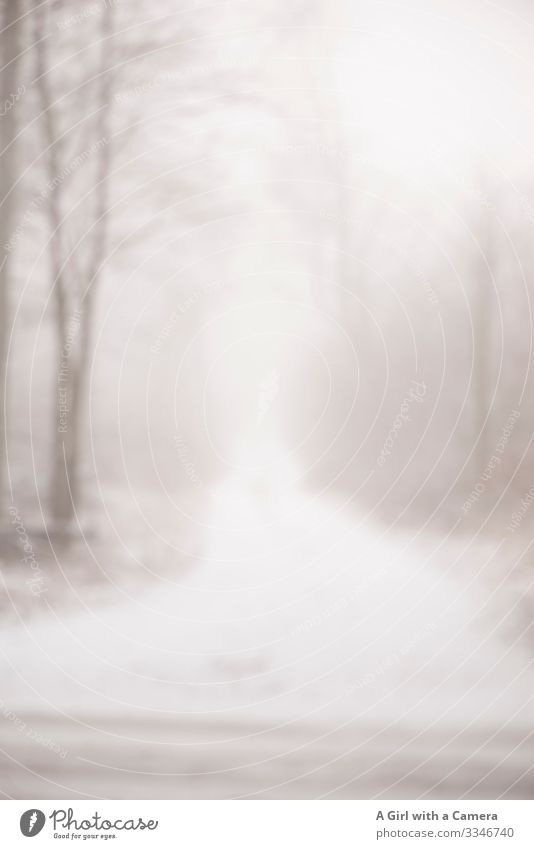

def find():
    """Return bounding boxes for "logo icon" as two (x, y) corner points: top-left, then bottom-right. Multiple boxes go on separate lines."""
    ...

(20, 810), (46, 837)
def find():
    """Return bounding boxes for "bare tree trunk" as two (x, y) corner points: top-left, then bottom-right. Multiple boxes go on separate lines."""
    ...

(35, 1), (114, 529)
(52, 305), (79, 526)
(65, 0), (115, 525)
(0, 0), (20, 520)
(473, 188), (495, 478)
(34, 6), (76, 528)
(473, 276), (491, 475)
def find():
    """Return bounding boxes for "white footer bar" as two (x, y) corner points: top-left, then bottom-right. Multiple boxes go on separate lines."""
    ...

(2, 800), (533, 847)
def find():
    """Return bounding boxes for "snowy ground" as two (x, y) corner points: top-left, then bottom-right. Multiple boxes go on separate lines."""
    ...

(0, 484), (533, 798)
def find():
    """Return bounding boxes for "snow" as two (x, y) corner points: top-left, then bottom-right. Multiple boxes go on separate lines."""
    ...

(2, 482), (532, 739)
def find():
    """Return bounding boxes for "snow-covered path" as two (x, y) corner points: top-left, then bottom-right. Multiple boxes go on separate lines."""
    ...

(1, 489), (533, 798)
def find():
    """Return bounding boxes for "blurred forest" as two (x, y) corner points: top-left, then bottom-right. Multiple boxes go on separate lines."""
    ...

(1, 0), (534, 623)
(1, 0), (534, 801)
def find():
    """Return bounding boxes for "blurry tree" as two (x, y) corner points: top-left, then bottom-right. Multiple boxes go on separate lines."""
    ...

(0, 0), (22, 520)
(34, 0), (115, 531)
(472, 180), (498, 479)
(308, 5), (391, 328)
